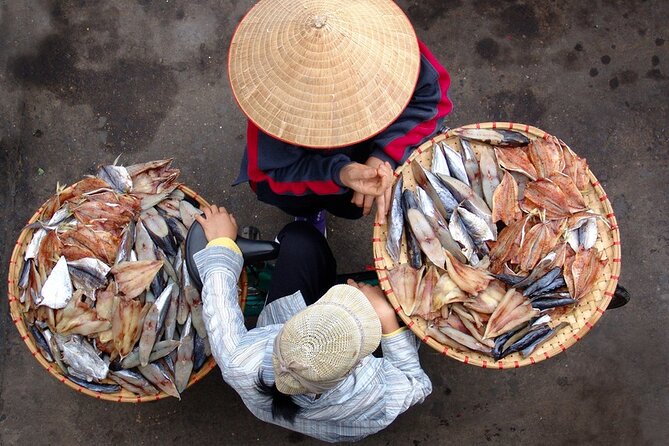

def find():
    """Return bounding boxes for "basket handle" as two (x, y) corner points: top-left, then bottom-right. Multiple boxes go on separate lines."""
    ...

(606, 285), (630, 310)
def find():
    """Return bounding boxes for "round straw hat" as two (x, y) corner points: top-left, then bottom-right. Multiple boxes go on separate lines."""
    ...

(272, 284), (382, 395)
(228, 0), (420, 149)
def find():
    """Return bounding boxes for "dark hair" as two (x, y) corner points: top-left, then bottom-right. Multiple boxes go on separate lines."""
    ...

(257, 373), (301, 423)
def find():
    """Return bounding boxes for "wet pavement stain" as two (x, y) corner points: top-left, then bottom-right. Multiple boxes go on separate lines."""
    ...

(476, 38), (500, 61)
(646, 68), (668, 80)
(590, 67), (599, 77)
(6, 3), (178, 150)
(407, 0), (462, 30)
(489, 89), (546, 123)
(619, 70), (638, 85)
(601, 55), (612, 65)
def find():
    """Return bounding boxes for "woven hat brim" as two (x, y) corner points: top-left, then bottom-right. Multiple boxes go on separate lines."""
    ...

(228, 0), (420, 148)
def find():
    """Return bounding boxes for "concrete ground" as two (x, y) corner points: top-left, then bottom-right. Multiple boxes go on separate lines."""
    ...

(1, 0), (667, 444)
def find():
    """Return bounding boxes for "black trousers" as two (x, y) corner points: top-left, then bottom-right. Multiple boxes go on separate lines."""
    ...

(266, 221), (337, 306)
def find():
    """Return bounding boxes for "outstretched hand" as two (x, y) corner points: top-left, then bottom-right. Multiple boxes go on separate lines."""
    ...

(347, 279), (400, 334)
(194, 205), (238, 242)
(348, 157), (394, 224)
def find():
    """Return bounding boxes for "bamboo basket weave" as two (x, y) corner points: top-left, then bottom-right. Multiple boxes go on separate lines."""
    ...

(372, 122), (621, 369)
(7, 182), (248, 402)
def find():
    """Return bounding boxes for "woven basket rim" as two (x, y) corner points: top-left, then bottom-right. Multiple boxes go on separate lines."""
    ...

(372, 121), (622, 369)
(7, 182), (247, 401)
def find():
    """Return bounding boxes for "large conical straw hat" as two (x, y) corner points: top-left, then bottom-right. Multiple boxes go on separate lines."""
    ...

(228, 0), (420, 149)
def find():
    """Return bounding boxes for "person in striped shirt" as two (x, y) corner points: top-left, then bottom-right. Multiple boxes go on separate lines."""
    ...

(229, 0), (453, 230)
(194, 204), (431, 442)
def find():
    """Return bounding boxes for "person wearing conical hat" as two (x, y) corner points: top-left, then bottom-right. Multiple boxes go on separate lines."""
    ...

(230, 0), (452, 233)
(194, 204), (431, 442)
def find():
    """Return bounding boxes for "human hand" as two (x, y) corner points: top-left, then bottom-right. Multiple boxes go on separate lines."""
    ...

(350, 158), (393, 223)
(194, 205), (238, 242)
(339, 162), (392, 197)
(347, 279), (400, 334)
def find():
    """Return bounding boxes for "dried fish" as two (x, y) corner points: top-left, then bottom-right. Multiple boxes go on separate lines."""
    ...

(484, 289), (538, 339)
(38, 256), (73, 309)
(416, 187), (467, 263)
(492, 171), (522, 225)
(386, 176), (404, 264)
(175, 315), (194, 393)
(495, 147), (538, 180)
(387, 264), (421, 315)
(403, 189), (445, 268)
(452, 128), (530, 147)
(444, 250), (492, 295)
(441, 142), (470, 185)
(479, 146), (500, 209)
(431, 143), (451, 177)
(111, 260), (163, 300)
(460, 139), (484, 198)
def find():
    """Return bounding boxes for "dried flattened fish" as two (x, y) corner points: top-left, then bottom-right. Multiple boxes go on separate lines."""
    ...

(494, 147), (538, 180)
(492, 171), (522, 225)
(444, 250), (492, 295)
(484, 288), (538, 339)
(452, 128), (530, 147)
(527, 138), (565, 178)
(387, 264), (422, 316)
(111, 260), (163, 300)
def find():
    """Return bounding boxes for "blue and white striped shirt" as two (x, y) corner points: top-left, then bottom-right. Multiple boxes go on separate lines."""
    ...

(194, 245), (432, 443)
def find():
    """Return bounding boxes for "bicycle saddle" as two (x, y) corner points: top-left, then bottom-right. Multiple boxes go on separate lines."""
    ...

(185, 220), (280, 291)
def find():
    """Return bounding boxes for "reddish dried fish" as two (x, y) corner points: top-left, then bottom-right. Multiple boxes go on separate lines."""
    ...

(387, 264), (422, 316)
(492, 172), (522, 225)
(566, 248), (607, 300)
(61, 225), (120, 265)
(522, 178), (573, 219)
(489, 218), (526, 273)
(57, 177), (113, 204)
(112, 297), (150, 358)
(55, 293), (111, 336)
(517, 220), (560, 272)
(37, 231), (62, 273)
(560, 141), (590, 190)
(444, 250), (492, 295)
(548, 172), (587, 213)
(111, 260), (163, 300)
(128, 159), (180, 195)
(484, 289), (538, 339)
(495, 147), (538, 180)
(527, 138), (565, 178)
(71, 191), (140, 236)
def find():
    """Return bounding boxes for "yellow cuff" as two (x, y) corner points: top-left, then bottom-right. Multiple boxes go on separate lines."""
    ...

(382, 327), (408, 338)
(206, 237), (242, 255)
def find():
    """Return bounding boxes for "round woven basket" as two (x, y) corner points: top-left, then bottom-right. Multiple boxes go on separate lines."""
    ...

(7, 182), (248, 402)
(373, 122), (621, 369)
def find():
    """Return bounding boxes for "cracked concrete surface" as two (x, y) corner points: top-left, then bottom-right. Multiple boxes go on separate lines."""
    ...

(1, 1), (667, 444)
